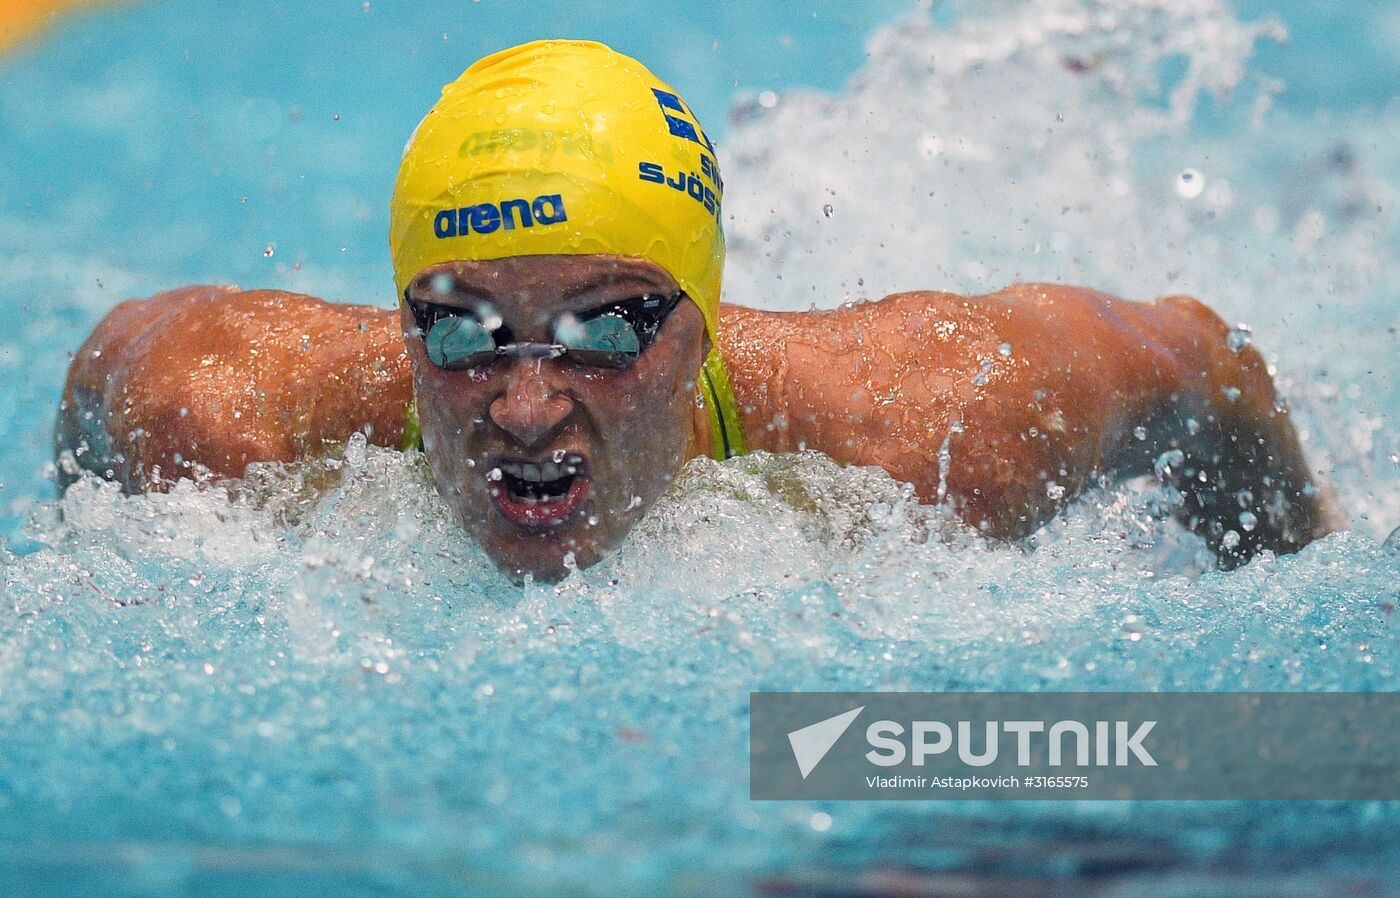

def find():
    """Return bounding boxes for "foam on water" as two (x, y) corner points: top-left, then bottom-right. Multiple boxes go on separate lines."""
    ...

(2, 1), (1398, 895)
(723, 0), (1399, 535)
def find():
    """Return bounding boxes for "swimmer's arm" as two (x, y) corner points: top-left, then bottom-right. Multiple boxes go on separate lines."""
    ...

(56, 286), (411, 492)
(722, 286), (1339, 566)
(1099, 291), (1343, 563)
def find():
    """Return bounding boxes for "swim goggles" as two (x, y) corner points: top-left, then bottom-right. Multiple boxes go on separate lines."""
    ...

(407, 289), (685, 371)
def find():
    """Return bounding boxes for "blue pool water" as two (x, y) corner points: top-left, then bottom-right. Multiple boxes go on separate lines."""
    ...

(1, 1), (1397, 895)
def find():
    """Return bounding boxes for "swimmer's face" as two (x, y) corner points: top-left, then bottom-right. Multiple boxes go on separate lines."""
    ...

(401, 255), (707, 582)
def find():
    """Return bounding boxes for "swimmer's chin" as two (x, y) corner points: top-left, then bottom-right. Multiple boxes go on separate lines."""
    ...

(475, 523), (607, 585)
(491, 544), (597, 585)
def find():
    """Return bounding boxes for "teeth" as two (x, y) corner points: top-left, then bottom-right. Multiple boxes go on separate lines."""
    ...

(497, 455), (585, 482)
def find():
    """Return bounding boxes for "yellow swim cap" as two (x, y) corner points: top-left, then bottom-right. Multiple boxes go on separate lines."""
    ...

(389, 39), (745, 459)
(390, 39), (726, 339)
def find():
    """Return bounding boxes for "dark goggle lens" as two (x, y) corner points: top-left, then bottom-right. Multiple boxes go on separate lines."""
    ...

(415, 291), (678, 371)
(553, 313), (641, 368)
(424, 316), (497, 370)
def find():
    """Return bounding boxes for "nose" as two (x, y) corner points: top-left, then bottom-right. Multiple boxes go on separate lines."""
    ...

(488, 359), (575, 447)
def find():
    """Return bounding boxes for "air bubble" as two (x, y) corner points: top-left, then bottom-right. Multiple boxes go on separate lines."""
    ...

(1176, 168), (1204, 198)
(1154, 449), (1185, 479)
(1226, 324), (1252, 353)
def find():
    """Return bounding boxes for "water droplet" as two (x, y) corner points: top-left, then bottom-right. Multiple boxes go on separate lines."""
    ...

(1238, 511), (1258, 532)
(345, 431), (367, 467)
(1220, 530), (1241, 550)
(262, 244), (275, 258)
(972, 358), (995, 386)
(1222, 386), (1242, 402)
(1154, 449), (1185, 479)
(1045, 481), (1066, 500)
(1176, 168), (1204, 199)
(332, 113), (341, 122)
(758, 90), (778, 109)
(429, 272), (455, 295)
(1133, 425), (1148, 441)
(477, 304), (504, 332)
(1226, 324), (1252, 353)
(822, 203), (834, 218)
(810, 812), (832, 832)
(998, 342), (1013, 358)
(1186, 417), (1201, 436)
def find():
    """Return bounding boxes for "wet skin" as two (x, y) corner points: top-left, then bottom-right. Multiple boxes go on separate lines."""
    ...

(401, 256), (708, 580)
(58, 254), (1342, 579)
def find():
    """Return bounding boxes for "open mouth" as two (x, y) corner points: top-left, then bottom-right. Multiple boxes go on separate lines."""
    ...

(487, 453), (591, 529)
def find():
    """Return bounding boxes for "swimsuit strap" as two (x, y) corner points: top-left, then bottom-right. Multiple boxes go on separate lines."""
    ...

(401, 397), (423, 452)
(700, 346), (747, 460)
(399, 349), (747, 460)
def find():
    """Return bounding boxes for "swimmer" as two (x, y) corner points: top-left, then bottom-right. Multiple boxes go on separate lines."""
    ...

(56, 40), (1340, 581)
